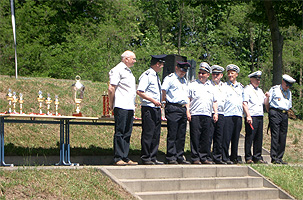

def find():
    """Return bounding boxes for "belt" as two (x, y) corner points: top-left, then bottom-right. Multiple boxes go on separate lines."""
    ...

(167, 102), (186, 108)
(270, 107), (288, 114)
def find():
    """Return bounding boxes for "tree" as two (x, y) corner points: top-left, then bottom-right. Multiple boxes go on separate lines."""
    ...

(251, 0), (303, 86)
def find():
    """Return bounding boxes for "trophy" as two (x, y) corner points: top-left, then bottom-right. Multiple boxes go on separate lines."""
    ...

(37, 90), (45, 114)
(102, 91), (110, 118)
(71, 75), (85, 116)
(19, 93), (24, 114)
(6, 89), (13, 113)
(54, 95), (59, 116)
(12, 92), (18, 113)
(45, 93), (52, 115)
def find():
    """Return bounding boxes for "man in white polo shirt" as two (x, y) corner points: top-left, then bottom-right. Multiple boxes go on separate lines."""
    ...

(108, 50), (138, 166)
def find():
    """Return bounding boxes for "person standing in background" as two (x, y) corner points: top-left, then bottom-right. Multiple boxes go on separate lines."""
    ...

(137, 54), (166, 165)
(108, 50), (138, 166)
(162, 61), (191, 164)
(187, 62), (218, 165)
(208, 65), (227, 164)
(243, 71), (269, 164)
(265, 74), (296, 165)
(222, 64), (244, 164)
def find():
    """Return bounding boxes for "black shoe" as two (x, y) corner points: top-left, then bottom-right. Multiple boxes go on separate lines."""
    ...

(167, 160), (178, 164)
(232, 159), (244, 164)
(178, 160), (191, 164)
(246, 160), (254, 164)
(280, 160), (288, 165)
(214, 160), (227, 165)
(255, 160), (267, 164)
(192, 160), (202, 165)
(201, 160), (214, 164)
(225, 160), (234, 165)
(142, 160), (155, 165)
(271, 160), (281, 164)
(152, 160), (164, 165)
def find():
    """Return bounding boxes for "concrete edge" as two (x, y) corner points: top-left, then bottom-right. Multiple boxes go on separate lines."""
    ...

(248, 166), (296, 199)
(98, 167), (142, 200)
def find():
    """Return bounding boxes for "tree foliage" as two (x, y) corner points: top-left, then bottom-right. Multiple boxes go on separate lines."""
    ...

(0, 0), (302, 115)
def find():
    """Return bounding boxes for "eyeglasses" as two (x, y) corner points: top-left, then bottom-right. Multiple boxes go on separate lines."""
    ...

(198, 72), (207, 75)
(212, 73), (220, 76)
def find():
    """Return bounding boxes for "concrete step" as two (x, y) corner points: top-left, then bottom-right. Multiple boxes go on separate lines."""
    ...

(121, 176), (264, 192)
(103, 165), (294, 200)
(105, 165), (251, 179)
(136, 187), (280, 200)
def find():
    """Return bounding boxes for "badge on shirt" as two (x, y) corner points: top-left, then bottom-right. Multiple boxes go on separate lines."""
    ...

(278, 98), (281, 101)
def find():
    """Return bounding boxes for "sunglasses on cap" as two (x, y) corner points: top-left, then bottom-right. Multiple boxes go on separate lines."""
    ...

(285, 81), (293, 87)
(212, 72), (221, 75)
(251, 76), (261, 80)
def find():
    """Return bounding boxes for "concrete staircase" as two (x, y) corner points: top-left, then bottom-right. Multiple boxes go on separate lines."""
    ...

(101, 134), (293, 200)
(102, 165), (293, 200)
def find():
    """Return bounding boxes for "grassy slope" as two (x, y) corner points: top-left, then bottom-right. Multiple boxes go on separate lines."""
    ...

(0, 168), (136, 199)
(1, 75), (303, 199)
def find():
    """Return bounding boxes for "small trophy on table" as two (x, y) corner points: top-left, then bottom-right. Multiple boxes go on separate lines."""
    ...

(72, 75), (85, 116)
(37, 90), (45, 115)
(54, 95), (59, 116)
(6, 89), (13, 113)
(45, 93), (52, 115)
(12, 92), (18, 113)
(102, 91), (110, 118)
(19, 93), (24, 114)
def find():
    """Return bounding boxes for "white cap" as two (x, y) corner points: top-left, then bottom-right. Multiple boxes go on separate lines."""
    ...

(199, 62), (211, 73)
(226, 64), (240, 73)
(282, 74), (296, 83)
(211, 65), (224, 73)
(248, 70), (262, 78)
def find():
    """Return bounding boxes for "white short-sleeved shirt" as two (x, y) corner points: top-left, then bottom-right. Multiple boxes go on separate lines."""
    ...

(268, 85), (292, 111)
(188, 79), (216, 117)
(161, 73), (188, 105)
(243, 84), (266, 117)
(224, 80), (244, 117)
(208, 80), (226, 115)
(137, 68), (161, 107)
(109, 62), (136, 110)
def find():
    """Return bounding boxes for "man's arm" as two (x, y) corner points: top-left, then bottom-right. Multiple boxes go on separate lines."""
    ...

(212, 101), (218, 122)
(243, 101), (252, 124)
(136, 90), (161, 107)
(161, 90), (167, 104)
(264, 92), (270, 112)
(108, 84), (117, 111)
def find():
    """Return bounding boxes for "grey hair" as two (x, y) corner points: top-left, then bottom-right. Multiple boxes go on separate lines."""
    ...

(121, 50), (135, 61)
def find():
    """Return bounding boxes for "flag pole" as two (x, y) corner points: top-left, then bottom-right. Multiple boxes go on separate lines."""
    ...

(10, 0), (18, 79)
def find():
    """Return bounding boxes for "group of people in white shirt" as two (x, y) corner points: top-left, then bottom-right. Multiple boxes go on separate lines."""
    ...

(108, 50), (296, 166)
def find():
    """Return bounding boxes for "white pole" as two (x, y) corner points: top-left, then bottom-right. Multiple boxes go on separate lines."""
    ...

(10, 0), (18, 79)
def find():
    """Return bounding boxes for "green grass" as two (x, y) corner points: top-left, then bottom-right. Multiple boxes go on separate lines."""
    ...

(1, 75), (303, 199)
(252, 165), (303, 200)
(0, 168), (136, 199)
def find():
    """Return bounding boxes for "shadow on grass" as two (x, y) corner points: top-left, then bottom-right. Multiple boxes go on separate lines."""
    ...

(4, 142), (179, 157)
